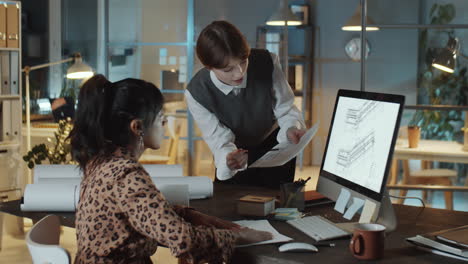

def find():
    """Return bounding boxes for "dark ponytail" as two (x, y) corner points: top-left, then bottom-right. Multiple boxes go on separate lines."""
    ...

(70, 74), (164, 172)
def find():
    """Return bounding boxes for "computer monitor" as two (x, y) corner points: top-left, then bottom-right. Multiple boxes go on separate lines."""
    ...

(316, 89), (405, 231)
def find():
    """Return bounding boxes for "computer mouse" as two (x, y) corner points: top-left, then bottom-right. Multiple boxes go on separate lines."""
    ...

(278, 242), (319, 253)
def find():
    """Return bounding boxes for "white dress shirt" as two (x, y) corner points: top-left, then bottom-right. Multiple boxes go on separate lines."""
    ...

(185, 52), (305, 180)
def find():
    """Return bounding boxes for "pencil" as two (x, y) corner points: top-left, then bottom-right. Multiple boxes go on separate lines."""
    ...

(314, 242), (336, 247)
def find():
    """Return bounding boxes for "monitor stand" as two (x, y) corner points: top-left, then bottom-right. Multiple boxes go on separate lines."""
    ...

(335, 191), (397, 233)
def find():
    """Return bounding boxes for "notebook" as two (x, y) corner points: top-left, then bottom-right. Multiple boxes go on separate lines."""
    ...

(407, 225), (468, 259)
(434, 225), (468, 249)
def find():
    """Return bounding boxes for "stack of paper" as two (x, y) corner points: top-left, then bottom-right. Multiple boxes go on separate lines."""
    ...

(234, 220), (292, 247)
(249, 123), (319, 168)
(407, 225), (468, 261)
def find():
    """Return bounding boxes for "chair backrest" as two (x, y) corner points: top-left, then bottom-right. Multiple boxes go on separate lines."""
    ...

(167, 123), (182, 165)
(26, 215), (71, 264)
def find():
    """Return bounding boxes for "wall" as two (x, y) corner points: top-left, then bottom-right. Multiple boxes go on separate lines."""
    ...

(194, 0), (277, 47)
(311, 0), (420, 165)
(107, 0), (142, 81)
(62, 0), (98, 71)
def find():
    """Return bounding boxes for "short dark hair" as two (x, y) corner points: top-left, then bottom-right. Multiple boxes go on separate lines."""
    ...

(69, 74), (164, 171)
(196, 20), (250, 69)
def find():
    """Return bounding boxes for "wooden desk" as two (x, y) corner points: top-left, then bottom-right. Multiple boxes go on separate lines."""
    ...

(394, 139), (468, 164)
(389, 139), (468, 185)
(2, 183), (468, 263)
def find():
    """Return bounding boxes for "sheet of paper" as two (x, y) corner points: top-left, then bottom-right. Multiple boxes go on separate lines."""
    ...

(359, 199), (378, 223)
(234, 220), (292, 247)
(168, 56), (177, 65)
(334, 188), (351, 214)
(343, 197), (365, 220)
(249, 122), (319, 168)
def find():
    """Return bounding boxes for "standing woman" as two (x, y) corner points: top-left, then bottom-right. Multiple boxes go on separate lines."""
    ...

(186, 20), (306, 189)
(70, 75), (271, 263)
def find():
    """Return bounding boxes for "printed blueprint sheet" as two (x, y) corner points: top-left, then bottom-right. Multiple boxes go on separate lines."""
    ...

(249, 123), (319, 168)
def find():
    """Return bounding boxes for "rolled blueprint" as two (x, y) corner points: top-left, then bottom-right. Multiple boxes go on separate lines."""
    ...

(152, 176), (213, 199)
(142, 164), (183, 177)
(159, 184), (190, 206)
(33, 164), (81, 184)
(21, 183), (79, 212)
(21, 176), (212, 212)
(34, 164), (183, 184)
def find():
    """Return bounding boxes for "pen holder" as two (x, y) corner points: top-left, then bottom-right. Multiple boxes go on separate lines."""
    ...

(280, 182), (305, 211)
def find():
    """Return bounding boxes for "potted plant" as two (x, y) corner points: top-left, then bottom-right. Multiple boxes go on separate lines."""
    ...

(23, 118), (74, 169)
(418, 3), (467, 142)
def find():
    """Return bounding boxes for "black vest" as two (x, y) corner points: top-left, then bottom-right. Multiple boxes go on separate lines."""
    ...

(187, 49), (276, 148)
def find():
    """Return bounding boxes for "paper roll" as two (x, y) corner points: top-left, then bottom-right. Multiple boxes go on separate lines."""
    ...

(159, 184), (190, 206)
(142, 164), (183, 177)
(152, 176), (213, 199)
(21, 176), (212, 212)
(21, 183), (79, 212)
(33, 164), (81, 184)
(34, 164), (183, 184)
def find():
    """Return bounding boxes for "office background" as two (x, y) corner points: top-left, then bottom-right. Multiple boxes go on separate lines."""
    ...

(1, 0), (468, 263)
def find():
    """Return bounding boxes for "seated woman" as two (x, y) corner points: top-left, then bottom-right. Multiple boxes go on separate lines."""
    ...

(70, 75), (271, 263)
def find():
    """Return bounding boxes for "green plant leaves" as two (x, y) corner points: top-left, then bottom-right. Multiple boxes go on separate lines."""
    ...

(430, 4), (456, 25)
(23, 118), (74, 168)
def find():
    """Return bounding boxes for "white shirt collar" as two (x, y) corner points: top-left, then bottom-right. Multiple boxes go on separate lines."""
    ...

(209, 70), (247, 95)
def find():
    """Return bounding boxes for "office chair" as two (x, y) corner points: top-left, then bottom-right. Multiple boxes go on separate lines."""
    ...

(26, 215), (71, 264)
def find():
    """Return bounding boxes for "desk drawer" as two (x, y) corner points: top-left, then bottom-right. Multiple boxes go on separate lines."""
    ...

(0, 189), (20, 202)
(0, 143), (21, 190)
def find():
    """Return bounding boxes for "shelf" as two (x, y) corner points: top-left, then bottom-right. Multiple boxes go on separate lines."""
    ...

(260, 25), (313, 30)
(405, 105), (468, 111)
(293, 91), (303, 96)
(0, 141), (20, 148)
(369, 24), (468, 29)
(288, 56), (312, 63)
(0, 95), (20, 101)
(0, 47), (20, 51)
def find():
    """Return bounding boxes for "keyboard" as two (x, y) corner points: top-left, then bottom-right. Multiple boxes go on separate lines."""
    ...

(286, 215), (351, 241)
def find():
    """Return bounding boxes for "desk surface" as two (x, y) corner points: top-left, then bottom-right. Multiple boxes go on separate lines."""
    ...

(394, 139), (468, 163)
(2, 183), (468, 263)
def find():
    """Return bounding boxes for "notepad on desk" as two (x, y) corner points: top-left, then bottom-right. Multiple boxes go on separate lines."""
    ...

(234, 220), (292, 247)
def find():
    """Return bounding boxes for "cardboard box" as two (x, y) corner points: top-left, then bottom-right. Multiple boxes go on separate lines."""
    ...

(237, 195), (275, 216)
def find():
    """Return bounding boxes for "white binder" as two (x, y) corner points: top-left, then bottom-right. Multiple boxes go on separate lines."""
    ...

(9, 51), (18, 95)
(1, 100), (11, 141)
(0, 51), (9, 95)
(10, 100), (20, 139)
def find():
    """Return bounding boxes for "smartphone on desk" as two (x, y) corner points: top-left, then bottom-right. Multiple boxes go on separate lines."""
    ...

(304, 190), (333, 207)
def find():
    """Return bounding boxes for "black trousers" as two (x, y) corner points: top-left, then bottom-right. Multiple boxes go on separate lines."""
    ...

(216, 128), (296, 189)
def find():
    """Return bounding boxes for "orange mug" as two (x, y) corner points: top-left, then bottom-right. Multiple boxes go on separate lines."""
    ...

(349, 223), (386, 260)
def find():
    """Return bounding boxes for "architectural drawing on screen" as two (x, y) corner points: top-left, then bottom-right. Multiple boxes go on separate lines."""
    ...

(337, 131), (375, 169)
(334, 101), (383, 182)
(345, 101), (378, 127)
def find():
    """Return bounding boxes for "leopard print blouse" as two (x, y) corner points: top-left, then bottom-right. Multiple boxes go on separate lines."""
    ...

(74, 148), (236, 264)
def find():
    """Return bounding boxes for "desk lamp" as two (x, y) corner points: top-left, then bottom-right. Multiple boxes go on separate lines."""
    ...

(432, 36), (468, 74)
(22, 53), (93, 182)
(266, 0), (302, 26)
(431, 36), (468, 151)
